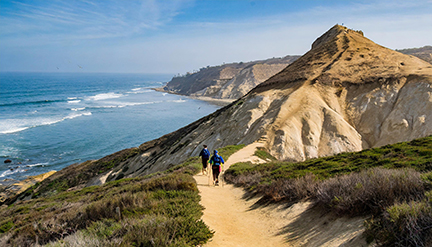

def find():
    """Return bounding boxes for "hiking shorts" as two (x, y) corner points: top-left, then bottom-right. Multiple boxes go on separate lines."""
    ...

(212, 165), (220, 178)
(202, 158), (209, 169)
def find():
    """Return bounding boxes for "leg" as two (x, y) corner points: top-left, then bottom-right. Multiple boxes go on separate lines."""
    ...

(212, 165), (219, 184)
(213, 166), (220, 185)
(202, 158), (207, 175)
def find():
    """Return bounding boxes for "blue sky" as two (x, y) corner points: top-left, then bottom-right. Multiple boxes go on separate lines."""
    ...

(1, 0), (431, 74)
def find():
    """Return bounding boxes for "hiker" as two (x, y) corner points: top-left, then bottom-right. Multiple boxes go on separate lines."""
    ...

(199, 145), (210, 175)
(209, 150), (225, 185)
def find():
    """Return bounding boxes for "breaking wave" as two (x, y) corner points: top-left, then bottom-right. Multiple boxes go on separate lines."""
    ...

(0, 112), (92, 134)
(88, 93), (123, 101)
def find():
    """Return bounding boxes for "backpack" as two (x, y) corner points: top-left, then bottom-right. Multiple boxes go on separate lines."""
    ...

(201, 149), (210, 159)
(204, 149), (210, 158)
(213, 155), (221, 164)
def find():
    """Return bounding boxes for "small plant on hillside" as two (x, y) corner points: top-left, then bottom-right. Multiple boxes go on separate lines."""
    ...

(254, 147), (277, 161)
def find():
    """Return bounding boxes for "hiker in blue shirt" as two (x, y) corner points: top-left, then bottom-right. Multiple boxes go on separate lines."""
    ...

(199, 145), (210, 175)
(209, 150), (225, 185)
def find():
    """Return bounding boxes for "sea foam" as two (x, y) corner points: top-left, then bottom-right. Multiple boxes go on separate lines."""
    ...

(88, 93), (123, 101)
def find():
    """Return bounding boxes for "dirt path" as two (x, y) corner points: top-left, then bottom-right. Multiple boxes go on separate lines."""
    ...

(194, 143), (289, 247)
(194, 143), (367, 247)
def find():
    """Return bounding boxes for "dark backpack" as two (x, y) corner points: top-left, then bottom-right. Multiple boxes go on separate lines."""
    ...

(204, 149), (210, 158)
(201, 149), (210, 159)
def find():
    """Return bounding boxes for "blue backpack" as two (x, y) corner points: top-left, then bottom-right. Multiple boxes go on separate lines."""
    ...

(213, 155), (221, 164)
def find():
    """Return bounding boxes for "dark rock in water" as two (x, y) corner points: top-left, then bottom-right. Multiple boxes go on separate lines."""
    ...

(4, 159), (12, 164)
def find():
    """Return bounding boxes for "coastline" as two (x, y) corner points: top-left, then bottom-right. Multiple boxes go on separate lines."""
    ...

(0, 170), (56, 203)
(1, 87), (230, 203)
(153, 87), (235, 107)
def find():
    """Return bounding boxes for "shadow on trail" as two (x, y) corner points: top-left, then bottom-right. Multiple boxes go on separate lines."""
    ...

(276, 204), (366, 246)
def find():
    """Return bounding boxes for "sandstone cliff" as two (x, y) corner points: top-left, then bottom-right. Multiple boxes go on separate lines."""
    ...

(160, 56), (299, 100)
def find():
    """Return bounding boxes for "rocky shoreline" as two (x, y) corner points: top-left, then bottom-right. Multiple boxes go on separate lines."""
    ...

(0, 170), (56, 203)
(153, 87), (235, 106)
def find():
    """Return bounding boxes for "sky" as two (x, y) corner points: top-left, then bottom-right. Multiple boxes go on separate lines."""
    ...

(0, 0), (431, 74)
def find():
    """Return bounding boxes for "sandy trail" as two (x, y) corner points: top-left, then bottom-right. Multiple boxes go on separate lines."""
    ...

(194, 143), (289, 247)
(194, 143), (367, 247)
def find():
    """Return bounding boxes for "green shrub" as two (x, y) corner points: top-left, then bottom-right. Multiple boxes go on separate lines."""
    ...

(0, 220), (13, 233)
(315, 168), (425, 215)
(254, 147), (277, 161)
(85, 219), (122, 238)
(365, 191), (432, 246)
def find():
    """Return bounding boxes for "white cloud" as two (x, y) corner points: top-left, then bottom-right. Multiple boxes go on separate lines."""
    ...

(1, 0), (192, 42)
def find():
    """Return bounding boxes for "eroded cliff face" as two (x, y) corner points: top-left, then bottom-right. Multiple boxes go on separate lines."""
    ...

(110, 25), (432, 180)
(161, 56), (299, 100)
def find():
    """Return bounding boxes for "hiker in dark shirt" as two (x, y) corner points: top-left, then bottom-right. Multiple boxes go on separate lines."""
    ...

(199, 145), (210, 175)
(209, 150), (225, 185)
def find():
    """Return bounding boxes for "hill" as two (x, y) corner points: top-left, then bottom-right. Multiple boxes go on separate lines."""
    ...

(158, 55), (300, 100)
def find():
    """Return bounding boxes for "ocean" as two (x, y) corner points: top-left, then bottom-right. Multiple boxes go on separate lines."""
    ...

(0, 72), (220, 181)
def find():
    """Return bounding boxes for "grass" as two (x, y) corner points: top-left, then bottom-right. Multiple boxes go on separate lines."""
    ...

(224, 136), (432, 246)
(254, 147), (277, 161)
(0, 144), (245, 246)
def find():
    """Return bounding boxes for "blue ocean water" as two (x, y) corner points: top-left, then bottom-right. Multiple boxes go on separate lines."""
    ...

(0, 72), (220, 181)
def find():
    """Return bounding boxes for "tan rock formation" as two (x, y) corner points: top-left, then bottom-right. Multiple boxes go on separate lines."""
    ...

(161, 56), (299, 100)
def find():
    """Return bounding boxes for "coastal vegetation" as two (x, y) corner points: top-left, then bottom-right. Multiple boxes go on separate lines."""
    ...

(224, 136), (432, 246)
(0, 145), (244, 246)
